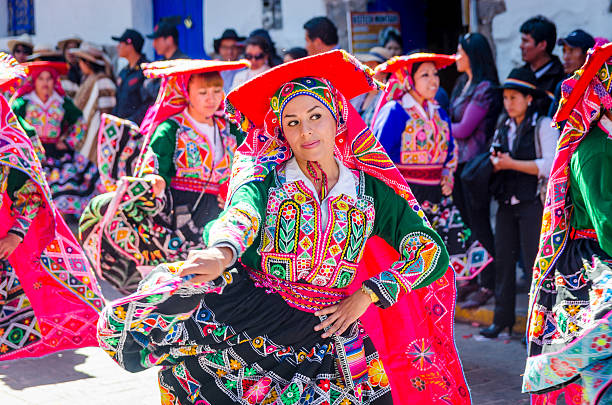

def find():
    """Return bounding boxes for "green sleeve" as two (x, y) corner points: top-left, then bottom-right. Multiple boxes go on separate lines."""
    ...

(364, 175), (450, 308)
(203, 178), (267, 265)
(61, 97), (83, 126)
(7, 176), (42, 240)
(141, 120), (178, 186)
(6, 169), (29, 197)
(10, 97), (27, 119)
(573, 152), (612, 256)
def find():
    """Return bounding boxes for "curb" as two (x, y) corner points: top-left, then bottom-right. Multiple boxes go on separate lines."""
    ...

(455, 305), (527, 335)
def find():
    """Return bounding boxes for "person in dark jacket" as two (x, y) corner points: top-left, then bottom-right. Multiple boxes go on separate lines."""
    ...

(547, 29), (595, 117)
(111, 29), (153, 125)
(147, 16), (189, 60)
(519, 15), (564, 115)
(480, 67), (559, 338)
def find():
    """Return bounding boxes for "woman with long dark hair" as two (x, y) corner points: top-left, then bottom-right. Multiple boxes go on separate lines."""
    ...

(450, 32), (502, 307)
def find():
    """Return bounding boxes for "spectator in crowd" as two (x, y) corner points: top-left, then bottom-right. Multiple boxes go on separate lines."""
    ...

(519, 15), (564, 115)
(231, 35), (271, 89)
(214, 29), (244, 62)
(352, 46), (392, 125)
(480, 67), (559, 338)
(303, 16), (338, 55)
(111, 29), (152, 124)
(283, 47), (308, 62)
(548, 29), (595, 117)
(381, 28), (403, 57)
(147, 16), (189, 60)
(7, 34), (33, 63)
(449, 32), (502, 307)
(249, 28), (283, 66)
(70, 43), (116, 163)
(57, 36), (83, 99)
(372, 52), (493, 283)
(214, 29), (246, 93)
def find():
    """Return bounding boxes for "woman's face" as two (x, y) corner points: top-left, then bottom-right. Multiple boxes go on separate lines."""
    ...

(187, 76), (224, 118)
(503, 89), (532, 119)
(456, 43), (470, 73)
(281, 95), (337, 164)
(34, 71), (55, 100)
(412, 62), (439, 101)
(245, 44), (267, 70)
(385, 39), (402, 57)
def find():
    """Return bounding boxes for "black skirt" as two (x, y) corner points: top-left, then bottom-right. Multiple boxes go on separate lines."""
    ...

(120, 264), (394, 405)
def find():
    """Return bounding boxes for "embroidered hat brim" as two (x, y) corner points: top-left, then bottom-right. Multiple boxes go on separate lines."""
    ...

(226, 50), (380, 127)
(23, 61), (69, 76)
(374, 53), (457, 75)
(0, 53), (27, 92)
(141, 59), (250, 79)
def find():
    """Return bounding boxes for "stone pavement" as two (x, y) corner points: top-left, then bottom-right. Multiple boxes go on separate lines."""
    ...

(0, 317), (536, 404)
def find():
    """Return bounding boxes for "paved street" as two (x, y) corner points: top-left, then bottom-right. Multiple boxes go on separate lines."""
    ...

(0, 314), (535, 405)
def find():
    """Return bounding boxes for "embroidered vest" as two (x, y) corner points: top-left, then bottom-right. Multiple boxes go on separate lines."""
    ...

(260, 167), (376, 288)
(170, 114), (236, 192)
(400, 105), (450, 166)
(25, 98), (64, 144)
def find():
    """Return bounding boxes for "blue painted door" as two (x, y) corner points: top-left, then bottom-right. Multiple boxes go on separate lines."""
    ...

(153, 0), (207, 59)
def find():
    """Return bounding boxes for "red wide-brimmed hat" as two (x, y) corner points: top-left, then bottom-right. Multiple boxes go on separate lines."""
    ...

(375, 53), (457, 74)
(23, 61), (69, 76)
(141, 58), (250, 79)
(554, 42), (612, 122)
(0, 52), (27, 92)
(227, 49), (380, 127)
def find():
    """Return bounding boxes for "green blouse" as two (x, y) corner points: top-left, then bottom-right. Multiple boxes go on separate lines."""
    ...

(204, 163), (450, 308)
(570, 124), (612, 256)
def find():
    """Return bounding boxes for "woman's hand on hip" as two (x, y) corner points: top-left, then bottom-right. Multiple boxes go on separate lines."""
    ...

(179, 246), (233, 284)
(313, 289), (373, 338)
(0, 233), (23, 259)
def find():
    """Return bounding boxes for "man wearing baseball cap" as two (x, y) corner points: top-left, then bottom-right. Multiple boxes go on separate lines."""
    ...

(111, 29), (153, 124)
(548, 29), (595, 116)
(147, 16), (189, 60)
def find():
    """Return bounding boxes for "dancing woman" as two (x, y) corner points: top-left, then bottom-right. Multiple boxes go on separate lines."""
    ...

(96, 50), (471, 404)
(79, 59), (247, 293)
(11, 61), (98, 216)
(372, 53), (492, 281)
(0, 54), (104, 360)
(524, 42), (612, 405)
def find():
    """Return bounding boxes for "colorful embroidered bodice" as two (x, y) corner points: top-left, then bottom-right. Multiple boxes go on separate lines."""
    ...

(171, 113), (236, 185)
(25, 97), (64, 144)
(261, 167), (375, 288)
(400, 103), (451, 166)
(205, 164), (449, 310)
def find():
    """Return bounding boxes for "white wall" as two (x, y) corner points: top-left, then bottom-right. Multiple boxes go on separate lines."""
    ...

(1, 0), (153, 57)
(492, 0), (612, 80)
(204, 0), (327, 56)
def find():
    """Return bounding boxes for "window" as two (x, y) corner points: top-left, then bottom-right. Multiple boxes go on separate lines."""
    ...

(262, 0), (282, 30)
(8, 0), (35, 35)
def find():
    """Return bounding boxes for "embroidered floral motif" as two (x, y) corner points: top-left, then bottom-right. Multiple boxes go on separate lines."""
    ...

(207, 202), (261, 256)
